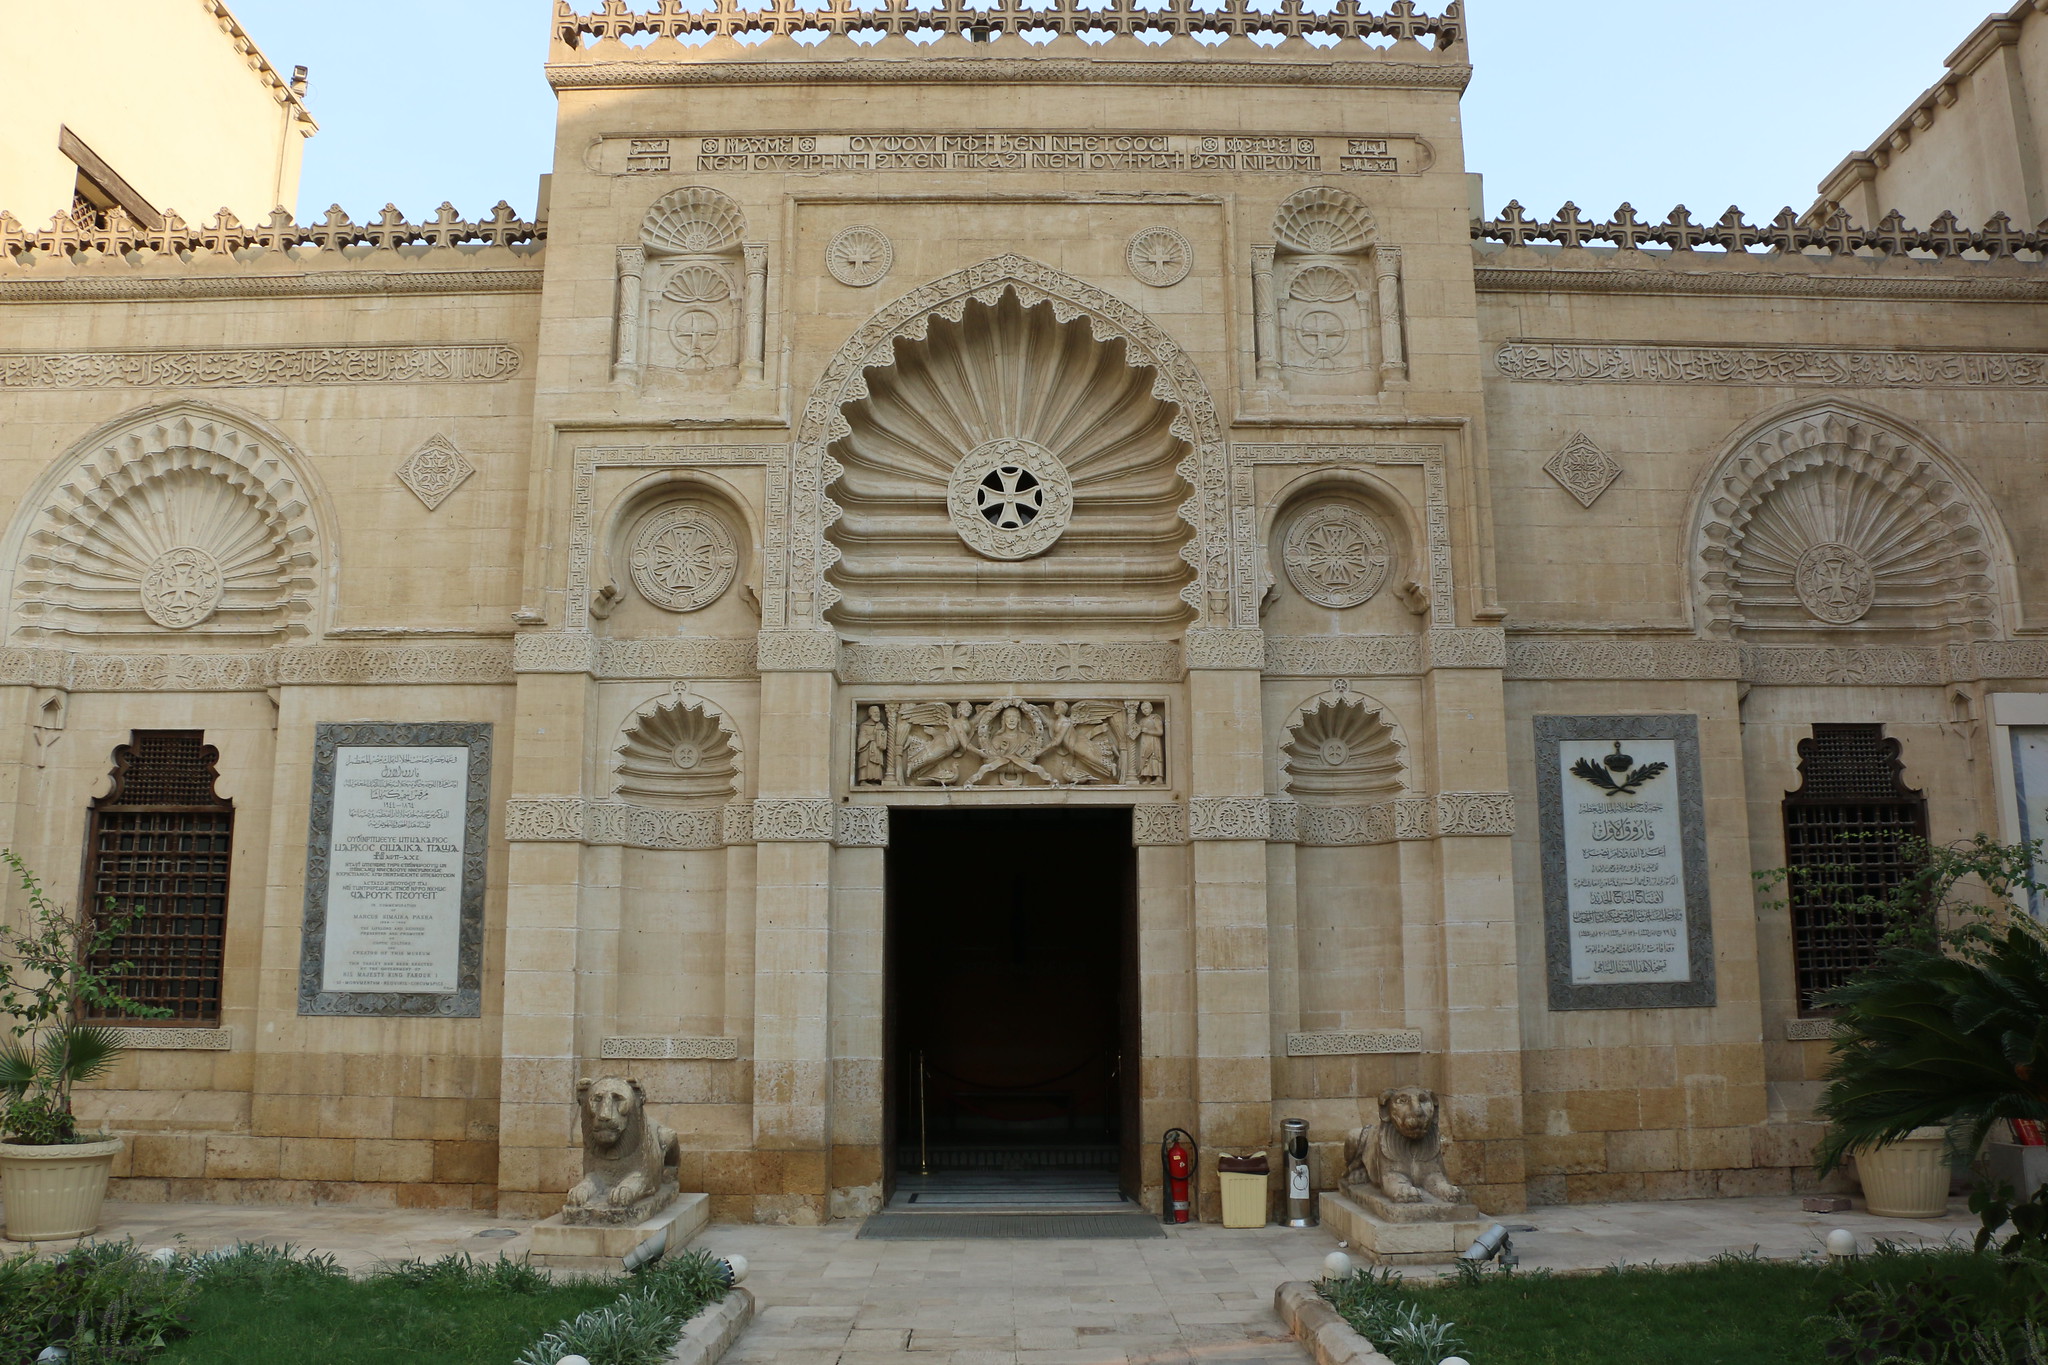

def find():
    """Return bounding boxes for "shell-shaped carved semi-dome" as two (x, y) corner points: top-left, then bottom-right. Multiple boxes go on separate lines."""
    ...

(1282, 696), (1404, 805)
(641, 187), (746, 257)
(613, 695), (741, 806)
(14, 431), (318, 642)
(1697, 408), (1999, 642)
(1273, 187), (1376, 256)
(825, 289), (1196, 633)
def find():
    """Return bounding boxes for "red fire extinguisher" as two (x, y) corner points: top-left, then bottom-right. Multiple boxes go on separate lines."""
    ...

(1161, 1128), (1197, 1224)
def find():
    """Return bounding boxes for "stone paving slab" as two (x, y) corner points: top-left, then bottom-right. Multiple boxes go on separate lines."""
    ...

(0, 1192), (1991, 1365)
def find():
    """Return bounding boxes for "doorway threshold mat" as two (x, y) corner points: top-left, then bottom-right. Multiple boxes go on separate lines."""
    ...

(858, 1212), (1167, 1240)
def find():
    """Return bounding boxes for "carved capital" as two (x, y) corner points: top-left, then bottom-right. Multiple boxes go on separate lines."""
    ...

(514, 632), (597, 674)
(1131, 803), (1188, 846)
(1425, 627), (1506, 670)
(756, 630), (838, 672)
(753, 797), (835, 841)
(1190, 797), (1271, 841)
(835, 805), (890, 847)
(1185, 628), (1265, 671)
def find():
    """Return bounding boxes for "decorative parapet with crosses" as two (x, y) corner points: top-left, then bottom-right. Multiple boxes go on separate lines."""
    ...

(552, 0), (1464, 50)
(1473, 202), (2048, 260)
(0, 202), (545, 267)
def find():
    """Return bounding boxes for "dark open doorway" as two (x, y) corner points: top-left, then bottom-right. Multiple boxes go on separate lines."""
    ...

(885, 808), (1137, 1209)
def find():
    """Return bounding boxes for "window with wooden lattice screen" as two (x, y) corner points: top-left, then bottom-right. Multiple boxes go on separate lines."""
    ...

(1782, 724), (1927, 1016)
(82, 731), (234, 1024)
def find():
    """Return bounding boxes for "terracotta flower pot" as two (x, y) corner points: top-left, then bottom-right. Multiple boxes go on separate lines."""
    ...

(1852, 1127), (1951, 1219)
(0, 1137), (122, 1241)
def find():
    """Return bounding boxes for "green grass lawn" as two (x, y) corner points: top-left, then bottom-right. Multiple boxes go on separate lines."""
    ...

(154, 1273), (623, 1365)
(1366, 1252), (2016, 1365)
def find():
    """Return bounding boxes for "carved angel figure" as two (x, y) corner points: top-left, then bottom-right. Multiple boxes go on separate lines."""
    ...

(1044, 700), (1122, 784)
(900, 700), (980, 785)
(855, 705), (889, 786)
(966, 704), (1056, 787)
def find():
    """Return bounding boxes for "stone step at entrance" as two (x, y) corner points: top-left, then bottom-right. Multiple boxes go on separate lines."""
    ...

(887, 1167), (1131, 1213)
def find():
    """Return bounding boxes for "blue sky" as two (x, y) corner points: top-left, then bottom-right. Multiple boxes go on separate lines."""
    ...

(227, 0), (1999, 225)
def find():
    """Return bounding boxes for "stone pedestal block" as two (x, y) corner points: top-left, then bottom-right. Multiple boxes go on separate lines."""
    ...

(1320, 1190), (1484, 1266)
(529, 1192), (709, 1271)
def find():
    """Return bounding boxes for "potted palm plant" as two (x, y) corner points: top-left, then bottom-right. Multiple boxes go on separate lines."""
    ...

(1791, 836), (2048, 1218)
(0, 849), (168, 1240)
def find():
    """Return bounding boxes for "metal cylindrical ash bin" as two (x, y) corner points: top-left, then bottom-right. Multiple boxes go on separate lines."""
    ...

(1283, 1117), (1315, 1227)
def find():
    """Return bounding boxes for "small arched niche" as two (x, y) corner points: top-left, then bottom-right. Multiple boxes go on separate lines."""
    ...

(1262, 474), (1419, 636)
(1282, 693), (1406, 806)
(594, 473), (758, 637)
(612, 692), (742, 807)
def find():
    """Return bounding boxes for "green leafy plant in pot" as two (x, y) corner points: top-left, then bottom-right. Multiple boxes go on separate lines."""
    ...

(0, 848), (168, 1239)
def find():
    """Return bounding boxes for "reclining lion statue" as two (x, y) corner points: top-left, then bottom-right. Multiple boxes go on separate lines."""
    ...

(1342, 1085), (1464, 1206)
(563, 1075), (679, 1225)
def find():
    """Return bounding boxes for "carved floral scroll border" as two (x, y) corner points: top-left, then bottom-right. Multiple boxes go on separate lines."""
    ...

(505, 796), (888, 848)
(1150, 792), (1514, 844)
(1496, 340), (2048, 389)
(0, 643), (515, 691)
(788, 254), (1230, 631)
(1231, 443), (1453, 628)
(0, 344), (524, 391)
(1504, 637), (2048, 687)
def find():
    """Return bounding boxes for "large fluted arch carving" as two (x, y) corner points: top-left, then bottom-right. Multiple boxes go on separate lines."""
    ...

(1690, 402), (2010, 643)
(779, 253), (1227, 630)
(3, 401), (333, 643)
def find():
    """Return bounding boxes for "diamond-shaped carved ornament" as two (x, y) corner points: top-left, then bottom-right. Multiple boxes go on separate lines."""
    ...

(396, 435), (476, 511)
(1544, 432), (1621, 508)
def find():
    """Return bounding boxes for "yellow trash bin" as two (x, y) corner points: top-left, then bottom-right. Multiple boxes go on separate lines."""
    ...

(1218, 1170), (1269, 1228)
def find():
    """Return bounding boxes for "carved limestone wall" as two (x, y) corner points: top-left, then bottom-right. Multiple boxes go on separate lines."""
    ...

(853, 697), (1166, 790)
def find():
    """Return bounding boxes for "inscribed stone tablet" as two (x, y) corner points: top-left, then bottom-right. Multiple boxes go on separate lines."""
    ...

(299, 722), (490, 1017)
(1534, 715), (1715, 1011)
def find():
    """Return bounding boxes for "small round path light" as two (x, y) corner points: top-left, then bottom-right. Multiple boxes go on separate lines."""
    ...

(1826, 1229), (1858, 1259)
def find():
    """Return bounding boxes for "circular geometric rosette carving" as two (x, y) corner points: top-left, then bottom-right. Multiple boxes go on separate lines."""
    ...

(1795, 542), (1876, 624)
(1126, 227), (1192, 287)
(628, 505), (740, 612)
(826, 226), (893, 287)
(140, 546), (226, 628)
(947, 438), (1075, 561)
(1282, 505), (1392, 608)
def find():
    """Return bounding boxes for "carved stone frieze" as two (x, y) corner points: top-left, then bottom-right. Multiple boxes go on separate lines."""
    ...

(1503, 638), (1741, 681)
(0, 271), (547, 305)
(1263, 634), (1423, 677)
(1186, 628), (1266, 670)
(1474, 264), (2048, 305)
(99, 1027), (232, 1051)
(1190, 797), (1271, 841)
(836, 640), (1182, 685)
(600, 1035), (742, 1060)
(513, 632), (598, 674)
(1127, 227), (1192, 287)
(757, 630), (837, 672)
(1436, 791), (1517, 836)
(753, 798), (836, 841)
(1496, 635), (2048, 688)
(505, 796), (733, 849)
(1543, 432), (1621, 508)
(0, 643), (513, 691)
(721, 802), (754, 845)
(1739, 646), (1946, 687)
(1131, 803), (1189, 846)
(598, 638), (757, 679)
(396, 434), (477, 512)
(1285, 1029), (1423, 1057)
(835, 806), (890, 847)
(854, 698), (1165, 790)
(1233, 444), (1452, 629)
(0, 344), (523, 390)
(1498, 340), (2048, 389)
(1425, 628), (1506, 670)
(1784, 1018), (1843, 1042)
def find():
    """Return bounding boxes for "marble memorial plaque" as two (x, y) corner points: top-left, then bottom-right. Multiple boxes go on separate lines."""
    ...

(1535, 715), (1715, 1010)
(298, 722), (491, 1016)
(2011, 726), (2048, 919)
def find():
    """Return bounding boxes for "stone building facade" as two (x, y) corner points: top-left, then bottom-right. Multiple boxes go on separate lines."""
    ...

(0, 1), (2044, 1223)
